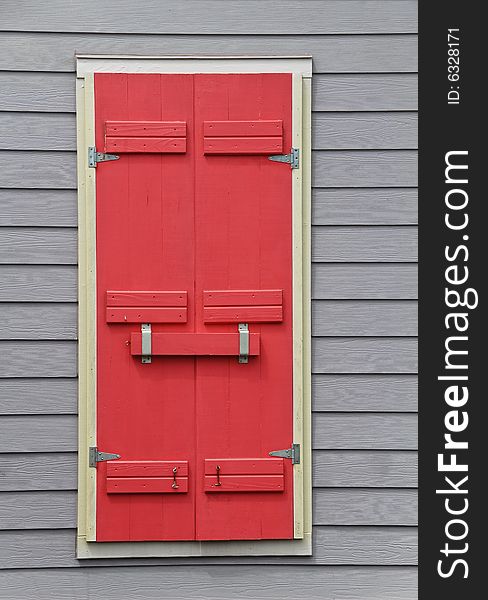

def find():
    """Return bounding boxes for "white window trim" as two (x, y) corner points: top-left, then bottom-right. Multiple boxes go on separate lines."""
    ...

(76, 55), (312, 559)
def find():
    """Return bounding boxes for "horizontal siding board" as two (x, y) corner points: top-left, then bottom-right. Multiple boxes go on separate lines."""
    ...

(0, 265), (77, 300)
(0, 73), (418, 113)
(0, 1), (418, 34)
(0, 415), (77, 452)
(1, 303), (77, 339)
(0, 566), (418, 599)
(0, 527), (417, 568)
(312, 227), (418, 262)
(0, 152), (76, 189)
(0, 189), (77, 226)
(0, 489), (417, 530)
(312, 264), (418, 299)
(0, 112), (418, 151)
(313, 374), (418, 412)
(313, 189), (418, 225)
(0, 32), (418, 73)
(312, 300), (418, 336)
(0, 451), (417, 491)
(0, 378), (77, 414)
(0, 341), (77, 377)
(0, 264), (418, 301)
(0, 228), (77, 264)
(313, 151), (418, 188)
(312, 338), (418, 373)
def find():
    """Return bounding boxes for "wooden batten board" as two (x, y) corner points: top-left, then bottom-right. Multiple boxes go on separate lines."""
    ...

(76, 55), (312, 559)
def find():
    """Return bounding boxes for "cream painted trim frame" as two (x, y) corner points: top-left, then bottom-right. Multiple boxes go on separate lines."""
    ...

(76, 55), (312, 559)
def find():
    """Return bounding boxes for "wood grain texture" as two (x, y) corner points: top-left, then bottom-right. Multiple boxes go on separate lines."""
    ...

(0, 32), (418, 73)
(0, 566), (418, 599)
(0, 415), (77, 452)
(313, 151), (417, 188)
(0, 73), (418, 113)
(0, 112), (75, 151)
(0, 265), (77, 301)
(313, 413), (417, 450)
(314, 74), (418, 111)
(312, 264), (418, 299)
(312, 374), (418, 412)
(0, 152), (76, 189)
(0, 341), (76, 377)
(312, 226), (418, 262)
(0, 450), (417, 491)
(0, 189), (77, 226)
(313, 188), (418, 225)
(0, 228), (77, 264)
(0, 378), (77, 414)
(313, 113), (417, 149)
(0, 489), (417, 530)
(312, 338), (418, 373)
(0, 1), (418, 34)
(0, 527), (417, 568)
(1, 302), (77, 339)
(312, 301), (417, 336)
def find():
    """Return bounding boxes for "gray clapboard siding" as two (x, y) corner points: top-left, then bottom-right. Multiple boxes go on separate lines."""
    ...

(0, 413), (417, 453)
(0, 450), (418, 491)
(0, 189), (77, 226)
(0, 527), (417, 568)
(0, 378), (77, 415)
(0, 32), (418, 73)
(1, 303), (77, 339)
(313, 151), (417, 187)
(0, 488), (417, 530)
(312, 338), (418, 374)
(0, 228), (77, 264)
(0, 265), (77, 300)
(0, 566), (418, 600)
(312, 301), (417, 336)
(0, 264), (417, 301)
(0, 112), (418, 151)
(0, 152), (76, 190)
(0, 1), (418, 34)
(312, 226), (418, 262)
(312, 264), (418, 299)
(313, 189), (418, 225)
(313, 74), (417, 111)
(0, 341), (77, 377)
(313, 374), (417, 412)
(0, 73), (418, 113)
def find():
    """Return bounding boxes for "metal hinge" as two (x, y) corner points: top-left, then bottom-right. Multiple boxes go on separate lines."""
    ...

(88, 146), (119, 168)
(238, 323), (249, 364)
(269, 443), (301, 464)
(268, 147), (299, 169)
(89, 447), (121, 467)
(141, 323), (152, 364)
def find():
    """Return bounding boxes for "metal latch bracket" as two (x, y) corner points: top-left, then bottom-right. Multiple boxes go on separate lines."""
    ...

(88, 146), (119, 168)
(89, 447), (121, 468)
(269, 443), (301, 464)
(238, 323), (249, 364)
(141, 323), (152, 364)
(268, 147), (299, 169)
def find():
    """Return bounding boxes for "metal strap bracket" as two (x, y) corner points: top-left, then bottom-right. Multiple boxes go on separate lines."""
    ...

(269, 443), (301, 464)
(88, 146), (119, 168)
(141, 323), (152, 364)
(238, 323), (249, 364)
(268, 147), (299, 169)
(89, 447), (121, 468)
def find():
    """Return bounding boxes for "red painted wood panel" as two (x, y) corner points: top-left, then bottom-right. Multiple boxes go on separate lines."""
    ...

(94, 72), (294, 543)
(204, 458), (284, 475)
(106, 291), (187, 307)
(106, 307), (187, 323)
(204, 120), (282, 136)
(203, 305), (283, 323)
(105, 137), (186, 153)
(204, 137), (282, 155)
(204, 475), (284, 493)
(203, 289), (282, 306)
(106, 121), (186, 137)
(130, 332), (260, 356)
(107, 461), (189, 477)
(107, 477), (189, 494)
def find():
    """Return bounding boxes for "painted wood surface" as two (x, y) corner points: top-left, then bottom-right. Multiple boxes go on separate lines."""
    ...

(0, 1), (418, 34)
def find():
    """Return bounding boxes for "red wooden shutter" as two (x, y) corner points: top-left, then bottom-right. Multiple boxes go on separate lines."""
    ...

(93, 72), (294, 542)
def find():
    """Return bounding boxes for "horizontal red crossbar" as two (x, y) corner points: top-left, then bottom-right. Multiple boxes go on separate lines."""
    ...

(130, 332), (260, 357)
(204, 306), (282, 323)
(203, 120), (282, 136)
(204, 458), (284, 476)
(203, 289), (282, 306)
(204, 137), (282, 155)
(107, 477), (188, 494)
(204, 475), (284, 493)
(105, 137), (186, 153)
(107, 461), (189, 478)
(106, 307), (187, 323)
(106, 121), (186, 137)
(107, 291), (187, 307)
